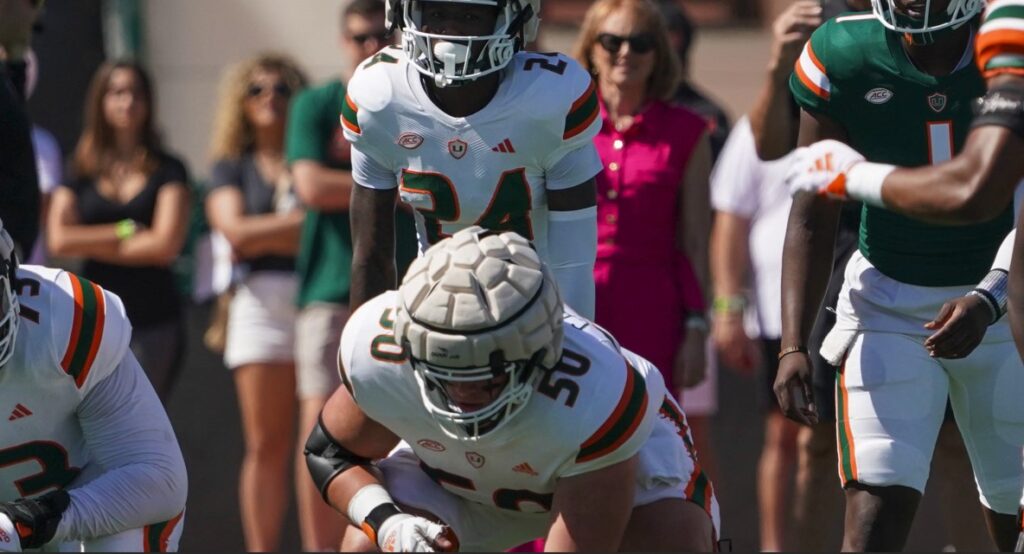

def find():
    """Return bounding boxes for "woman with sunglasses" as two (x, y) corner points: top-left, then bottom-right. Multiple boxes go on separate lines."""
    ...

(205, 53), (309, 552)
(573, 0), (716, 479)
(48, 61), (190, 402)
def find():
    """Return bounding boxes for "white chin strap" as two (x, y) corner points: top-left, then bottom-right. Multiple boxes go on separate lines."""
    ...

(432, 41), (469, 87)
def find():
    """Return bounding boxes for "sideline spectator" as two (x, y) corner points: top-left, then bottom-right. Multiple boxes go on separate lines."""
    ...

(0, 0), (41, 257)
(657, 0), (730, 161)
(48, 61), (190, 402)
(710, 116), (797, 551)
(572, 0), (716, 472)
(284, 0), (416, 548)
(206, 54), (307, 553)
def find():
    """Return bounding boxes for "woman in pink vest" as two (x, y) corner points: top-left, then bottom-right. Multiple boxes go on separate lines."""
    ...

(573, 0), (715, 471)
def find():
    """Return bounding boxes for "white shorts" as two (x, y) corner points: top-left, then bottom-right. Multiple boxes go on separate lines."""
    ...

(224, 272), (298, 369)
(379, 399), (720, 551)
(47, 511), (185, 552)
(828, 252), (1024, 513)
(295, 303), (349, 399)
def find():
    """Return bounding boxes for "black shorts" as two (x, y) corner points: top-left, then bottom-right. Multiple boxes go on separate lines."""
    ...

(758, 338), (783, 412)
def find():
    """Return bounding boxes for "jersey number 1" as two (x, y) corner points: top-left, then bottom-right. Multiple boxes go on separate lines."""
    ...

(927, 122), (953, 164)
(400, 169), (534, 244)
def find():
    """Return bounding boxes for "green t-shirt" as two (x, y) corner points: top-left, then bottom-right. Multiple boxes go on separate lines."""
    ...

(287, 79), (417, 307)
(790, 13), (1011, 287)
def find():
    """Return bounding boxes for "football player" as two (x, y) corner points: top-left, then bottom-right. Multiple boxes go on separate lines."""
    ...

(786, 0), (1024, 359)
(344, 0), (601, 318)
(305, 227), (719, 552)
(0, 219), (187, 552)
(775, 0), (1024, 550)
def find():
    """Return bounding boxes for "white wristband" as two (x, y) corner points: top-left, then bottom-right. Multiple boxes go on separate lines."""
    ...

(844, 162), (895, 208)
(347, 484), (395, 528)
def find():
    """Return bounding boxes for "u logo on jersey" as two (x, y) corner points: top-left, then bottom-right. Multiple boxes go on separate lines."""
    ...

(448, 139), (468, 160)
(928, 92), (947, 113)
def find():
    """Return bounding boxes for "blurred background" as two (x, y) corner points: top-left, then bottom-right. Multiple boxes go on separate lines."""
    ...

(23, 1), (962, 551)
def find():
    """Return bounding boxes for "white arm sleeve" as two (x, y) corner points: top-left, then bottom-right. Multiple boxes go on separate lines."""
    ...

(53, 352), (187, 543)
(991, 230), (1016, 272)
(351, 146), (398, 190)
(548, 207), (597, 319)
(545, 144), (603, 191)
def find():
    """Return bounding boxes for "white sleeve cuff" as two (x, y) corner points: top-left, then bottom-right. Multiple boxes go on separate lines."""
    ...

(351, 147), (398, 190)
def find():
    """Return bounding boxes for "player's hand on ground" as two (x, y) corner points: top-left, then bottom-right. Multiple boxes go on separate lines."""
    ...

(770, 0), (823, 72)
(377, 513), (457, 552)
(924, 294), (990, 359)
(675, 328), (707, 388)
(773, 352), (818, 426)
(786, 140), (865, 200)
(711, 316), (760, 374)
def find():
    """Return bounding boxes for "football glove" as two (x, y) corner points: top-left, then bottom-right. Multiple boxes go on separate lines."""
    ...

(0, 490), (70, 550)
(786, 140), (865, 200)
(376, 513), (458, 552)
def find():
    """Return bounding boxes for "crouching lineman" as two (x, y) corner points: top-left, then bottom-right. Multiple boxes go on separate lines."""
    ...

(305, 227), (720, 552)
(0, 220), (187, 552)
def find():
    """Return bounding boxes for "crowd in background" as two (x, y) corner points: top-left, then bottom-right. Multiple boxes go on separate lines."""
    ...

(0, 0), (998, 550)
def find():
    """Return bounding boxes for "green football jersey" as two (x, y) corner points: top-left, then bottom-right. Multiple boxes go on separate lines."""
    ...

(790, 13), (1011, 287)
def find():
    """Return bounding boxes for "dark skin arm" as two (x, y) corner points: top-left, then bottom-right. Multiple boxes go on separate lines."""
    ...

(774, 109), (846, 426)
(877, 75), (1024, 224)
(349, 185), (398, 312)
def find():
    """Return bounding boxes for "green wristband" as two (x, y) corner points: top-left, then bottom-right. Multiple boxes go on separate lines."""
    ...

(712, 295), (746, 315)
(115, 219), (137, 240)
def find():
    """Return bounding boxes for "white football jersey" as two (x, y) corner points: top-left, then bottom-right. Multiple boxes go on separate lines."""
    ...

(343, 47), (603, 262)
(0, 265), (130, 501)
(340, 291), (689, 514)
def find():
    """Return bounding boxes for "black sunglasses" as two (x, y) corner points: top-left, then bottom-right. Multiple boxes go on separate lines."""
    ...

(596, 32), (657, 54)
(247, 82), (292, 99)
(351, 31), (390, 45)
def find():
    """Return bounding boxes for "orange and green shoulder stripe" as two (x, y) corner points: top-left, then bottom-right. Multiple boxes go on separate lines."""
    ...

(794, 40), (831, 101)
(341, 93), (361, 135)
(576, 361), (648, 463)
(563, 79), (599, 141)
(978, 0), (1024, 78)
(60, 273), (106, 389)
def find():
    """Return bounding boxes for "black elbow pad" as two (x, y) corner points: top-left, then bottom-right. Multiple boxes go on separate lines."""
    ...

(972, 86), (1024, 139)
(304, 416), (373, 501)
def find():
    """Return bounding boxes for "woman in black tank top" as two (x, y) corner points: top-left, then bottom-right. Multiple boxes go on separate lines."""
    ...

(47, 61), (191, 402)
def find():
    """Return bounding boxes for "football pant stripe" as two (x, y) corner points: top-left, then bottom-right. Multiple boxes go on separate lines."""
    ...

(835, 362), (859, 484)
(577, 363), (648, 463)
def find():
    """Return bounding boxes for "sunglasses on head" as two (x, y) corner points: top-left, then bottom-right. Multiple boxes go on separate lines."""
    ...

(351, 31), (390, 45)
(246, 82), (292, 99)
(596, 32), (656, 54)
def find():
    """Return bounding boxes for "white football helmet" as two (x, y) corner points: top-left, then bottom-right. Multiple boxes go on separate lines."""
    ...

(385, 0), (541, 87)
(393, 226), (563, 441)
(0, 220), (19, 369)
(871, 0), (981, 38)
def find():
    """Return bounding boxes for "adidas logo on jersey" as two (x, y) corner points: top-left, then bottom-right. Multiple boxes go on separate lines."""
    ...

(8, 404), (31, 421)
(491, 139), (516, 154)
(512, 462), (538, 476)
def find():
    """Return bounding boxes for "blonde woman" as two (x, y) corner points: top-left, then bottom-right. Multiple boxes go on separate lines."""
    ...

(205, 54), (315, 552)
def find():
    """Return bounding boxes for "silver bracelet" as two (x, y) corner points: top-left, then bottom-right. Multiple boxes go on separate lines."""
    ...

(972, 269), (1010, 325)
